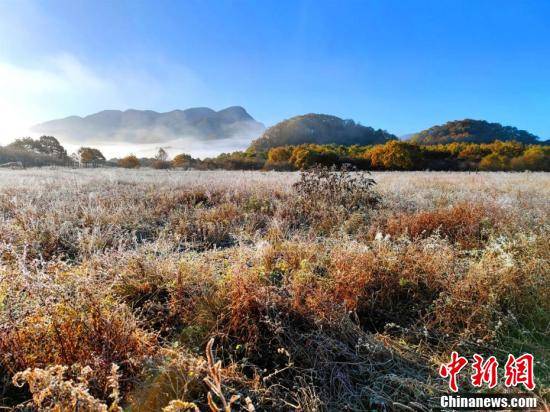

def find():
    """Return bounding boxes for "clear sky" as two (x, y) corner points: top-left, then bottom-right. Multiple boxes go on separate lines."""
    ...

(1, 0), (549, 149)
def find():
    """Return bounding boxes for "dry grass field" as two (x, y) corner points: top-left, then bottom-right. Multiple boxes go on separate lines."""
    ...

(0, 169), (548, 410)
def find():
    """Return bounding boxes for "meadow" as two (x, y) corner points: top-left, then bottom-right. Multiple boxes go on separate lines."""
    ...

(0, 168), (548, 411)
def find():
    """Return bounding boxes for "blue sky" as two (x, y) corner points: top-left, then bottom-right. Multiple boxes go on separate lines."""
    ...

(1, 0), (549, 152)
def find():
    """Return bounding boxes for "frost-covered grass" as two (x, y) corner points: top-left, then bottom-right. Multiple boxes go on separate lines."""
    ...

(0, 169), (548, 410)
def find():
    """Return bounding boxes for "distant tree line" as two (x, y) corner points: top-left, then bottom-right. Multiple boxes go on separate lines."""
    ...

(0, 136), (109, 168)
(197, 140), (549, 171)
(2, 136), (548, 171)
(0, 136), (71, 167)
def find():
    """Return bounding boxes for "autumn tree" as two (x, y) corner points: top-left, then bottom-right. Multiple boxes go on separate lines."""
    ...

(267, 146), (292, 163)
(289, 147), (334, 169)
(38, 136), (68, 159)
(172, 153), (196, 169)
(263, 146), (294, 170)
(77, 147), (106, 167)
(458, 144), (491, 162)
(365, 141), (422, 170)
(118, 155), (140, 169)
(479, 153), (509, 171)
(488, 141), (524, 158)
(510, 146), (550, 171)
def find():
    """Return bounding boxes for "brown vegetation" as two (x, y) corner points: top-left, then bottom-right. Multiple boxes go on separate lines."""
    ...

(0, 169), (547, 410)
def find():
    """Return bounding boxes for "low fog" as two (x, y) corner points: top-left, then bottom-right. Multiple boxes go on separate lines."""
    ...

(61, 133), (260, 160)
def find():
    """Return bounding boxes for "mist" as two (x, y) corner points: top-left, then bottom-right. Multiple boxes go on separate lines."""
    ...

(61, 133), (259, 160)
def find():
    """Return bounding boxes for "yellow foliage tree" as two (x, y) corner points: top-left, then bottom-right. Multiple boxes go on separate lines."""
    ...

(479, 153), (509, 170)
(172, 153), (195, 169)
(118, 155), (140, 169)
(267, 146), (292, 163)
(365, 141), (421, 170)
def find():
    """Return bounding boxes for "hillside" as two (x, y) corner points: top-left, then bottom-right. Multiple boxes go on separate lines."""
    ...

(32, 106), (265, 144)
(249, 114), (396, 152)
(409, 119), (541, 145)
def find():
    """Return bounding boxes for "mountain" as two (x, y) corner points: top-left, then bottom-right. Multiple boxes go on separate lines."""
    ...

(32, 106), (265, 144)
(408, 119), (541, 145)
(249, 114), (396, 152)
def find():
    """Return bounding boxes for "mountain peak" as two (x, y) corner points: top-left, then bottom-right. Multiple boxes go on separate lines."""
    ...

(32, 106), (265, 144)
(217, 106), (254, 122)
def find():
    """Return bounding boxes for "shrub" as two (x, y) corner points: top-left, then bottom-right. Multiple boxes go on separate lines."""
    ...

(382, 202), (501, 248)
(432, 235), (550, 342)
(289, 165), (379, 234)
(0, 288), (156, 401)
(152, 160), (172, 169)
(293, 165), (378, 212)
(12, 364), (121, 411)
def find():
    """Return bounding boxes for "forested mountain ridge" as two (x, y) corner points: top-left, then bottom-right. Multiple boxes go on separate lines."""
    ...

(409, 119), (541, 145)
(249, 114), (396, 152)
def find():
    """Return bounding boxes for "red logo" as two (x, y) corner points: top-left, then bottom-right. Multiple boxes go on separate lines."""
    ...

(504, 354), (535, 390)
(439, 351), (468, 392)
(439, 352), (535, 392)
(471, 354), (499, 388)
